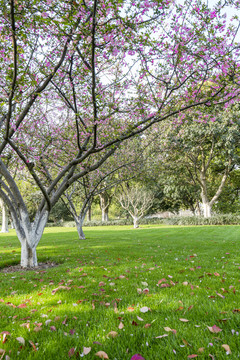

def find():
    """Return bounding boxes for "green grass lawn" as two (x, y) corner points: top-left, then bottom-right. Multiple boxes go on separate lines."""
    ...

(0, 225), (240, 359)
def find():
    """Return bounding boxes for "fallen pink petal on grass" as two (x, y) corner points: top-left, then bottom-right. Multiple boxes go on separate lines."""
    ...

(118, 322), (124, 329)
(16, 337), (25, 346)
(140, 306), (149, 313)
(68, 348), (75, 357)
(207, 325), (222, 333)
(131, 355), (145, 360)
(83, 347), (91, 355)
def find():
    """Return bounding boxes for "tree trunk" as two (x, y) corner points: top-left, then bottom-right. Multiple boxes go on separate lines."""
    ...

(202, 202), (212, 218)
(102, 207), (109, 222)
(1, 202), (9, 233)
(99, 192), (111, 222)
(21, 240), (37, 267)
(75, 217), (86, 240)
(87, 206), (92, 222)
(133, 216), (139, 228)
(13, 210), (49, 268)
(196, 201), (202, 216)
(200, 171), (211, 218)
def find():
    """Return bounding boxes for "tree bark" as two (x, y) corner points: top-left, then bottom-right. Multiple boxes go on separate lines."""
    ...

(99, 192), (111, 222)
(12, 210), (49, 268)
(1, 202), (9, 233)
(133, 216), (139, 228)
(200, 170), (211, 218)
(196, 201), (202, 216)
(87, 206), (92, 222)
(102, 207), (109, 222)
(74, 216), (86, 240)
(21, 240), (37, 267)
(202, 201), (212, 218)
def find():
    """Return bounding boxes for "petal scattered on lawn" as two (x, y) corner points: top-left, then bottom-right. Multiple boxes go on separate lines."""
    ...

(222, 344), (231, 354)
(130, 355), (145, 360)
(164, 327), (176, 333)
(179, 318), (189, 322)
(29, 340), (37, 351)
(144, 323), (151, 328)
(155, 334), (168, 339)
(137, 316), (144, 321)
(209, 355), (215, 360)
(68, 348), (75, 357)
(16, 337), (25, 346)
(127, 306), (135, 312)
(140, 306), (149, 313)
(118, 322), (124, 329)
(207, 325), (222, 333)
(107, 331), (118, 338)
(83, 347), (91, 355)
(95, 351), (109, 359)
(188, 355), (198, 358)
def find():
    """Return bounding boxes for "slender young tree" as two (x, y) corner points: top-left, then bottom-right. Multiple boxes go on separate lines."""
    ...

(118, 185), (155, 228)
(1, 0), (240, 266)
(99, 190), (113, 222)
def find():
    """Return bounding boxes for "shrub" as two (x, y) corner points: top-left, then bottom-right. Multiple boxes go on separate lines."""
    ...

(46, 214), (240, 228)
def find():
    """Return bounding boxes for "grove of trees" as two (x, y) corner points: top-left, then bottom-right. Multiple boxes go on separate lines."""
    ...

(1, 0), (240, 267)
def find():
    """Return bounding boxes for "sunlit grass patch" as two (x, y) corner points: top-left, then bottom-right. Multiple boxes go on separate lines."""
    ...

(0, 225), (240, 359)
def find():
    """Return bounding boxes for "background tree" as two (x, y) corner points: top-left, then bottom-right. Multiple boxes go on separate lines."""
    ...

(213, 168), (240, 214)
(154, 106), (240, 217)
(117, 184), (155, 228)
(99, 190), (114, 222)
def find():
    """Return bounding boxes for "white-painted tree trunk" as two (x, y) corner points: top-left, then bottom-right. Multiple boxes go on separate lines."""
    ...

(99, 192), (111, 222)
(133, 216), (139, 229)
(202, 202), (212, 218)
(74, 212), (86, 240)
(75, 218), (86, 240)
(21, 240), (37, 267)
(102, 209), (109, 222)
(1, 202), (9, 233)
(13, 210), (49, 268)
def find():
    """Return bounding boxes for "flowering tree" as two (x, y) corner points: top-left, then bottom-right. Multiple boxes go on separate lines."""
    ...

(1, 0), (240, 267)
(63, 138), (146, 239)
